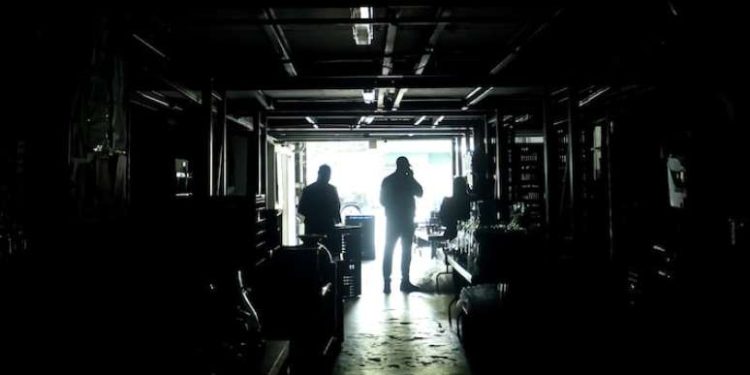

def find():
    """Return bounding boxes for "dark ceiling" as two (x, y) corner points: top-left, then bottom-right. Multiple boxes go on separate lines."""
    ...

(124, 2), (745, 140)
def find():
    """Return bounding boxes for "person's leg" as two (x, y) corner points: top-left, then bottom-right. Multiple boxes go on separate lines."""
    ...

(382, 218), (399, 292)
(400, 219), (416, 287)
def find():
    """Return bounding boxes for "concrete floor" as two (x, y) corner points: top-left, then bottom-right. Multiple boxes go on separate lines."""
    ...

(332, 246), (471, 375)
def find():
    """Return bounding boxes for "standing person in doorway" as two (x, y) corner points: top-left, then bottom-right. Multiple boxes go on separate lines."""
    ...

(380, 156), (423, 293)
(298, 164), (341, 250)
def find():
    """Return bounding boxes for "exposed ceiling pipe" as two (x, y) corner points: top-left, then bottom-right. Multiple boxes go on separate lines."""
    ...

(432, 115), (445, 128)
(305, 116), (319, 129)
(270, 126), (470, 132)
(253, 90), (274, 110)
(393, 7), (452, 111)
(379, 9), (400, 111)
(161, 78), (201, 105)
(578, 86), (610, 107)
(463, 8), (565, 108)
(203, 16), (521, 27)
(467, 87), (495, 106)
(131, 34), (204, 105)
(381, 17), (398, 75)
(132, 34), (168, 60)
(266, 109), (487, 118)
(137, 91), (170, 107)
(221, 74), (537, 90)
(465, 86), (484, 100)
(392, 89), (408, 111)
(261, 8), (298, 77)
(227, 116), (254, 131)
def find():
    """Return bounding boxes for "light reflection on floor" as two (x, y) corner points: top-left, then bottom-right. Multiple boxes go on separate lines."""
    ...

(332, 244), (470, 375)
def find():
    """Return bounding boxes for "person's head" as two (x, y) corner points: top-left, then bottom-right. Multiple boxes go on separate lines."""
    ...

(317, 164), (332, 183)
(396, 156), (411, 173)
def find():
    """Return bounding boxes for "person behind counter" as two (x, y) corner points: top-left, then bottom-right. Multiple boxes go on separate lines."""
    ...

(439, 176), (471, 240)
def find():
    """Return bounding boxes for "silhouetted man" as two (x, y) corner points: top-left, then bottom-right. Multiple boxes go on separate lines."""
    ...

(298, 165), (341, 248)
(380, 156), (423, 293)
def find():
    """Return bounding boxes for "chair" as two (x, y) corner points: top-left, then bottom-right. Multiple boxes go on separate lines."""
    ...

(432, 234), (452, 293)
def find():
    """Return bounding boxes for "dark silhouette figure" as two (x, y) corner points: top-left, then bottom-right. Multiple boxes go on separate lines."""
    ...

(439, 177), (471, 240)
(380, 156), (423, 293)
(298, 165), (341, 247)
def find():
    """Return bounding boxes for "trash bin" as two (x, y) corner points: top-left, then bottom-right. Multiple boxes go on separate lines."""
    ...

(345, 215), (376, 260)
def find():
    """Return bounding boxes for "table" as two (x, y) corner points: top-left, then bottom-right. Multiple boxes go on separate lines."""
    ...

(415, 225), (445, 259)
(447, 255), (473, 284)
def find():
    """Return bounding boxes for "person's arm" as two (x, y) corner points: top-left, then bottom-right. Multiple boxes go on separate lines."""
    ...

(412, 176), (423, 198)
(332, 187), (342, 224)
(379, 179), (388, 207)
(298, 188), (309, 218)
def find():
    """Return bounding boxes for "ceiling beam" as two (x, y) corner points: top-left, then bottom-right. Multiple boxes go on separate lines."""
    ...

(269, 134), (462, 142)
(242, 0), (546, 7)
(301, 51), (507, 64)
(381, 11), (399, 76)
(264, 109), (488, 119)
(393, 7), (451, 110)
(220, 74), (540, 90)
(269, 123), (472, 130)
(271, 129), (470, 134)
(227, 98), (500, 116)
(379, 9), (400, 111)
(189, 15), (520, 27)
(260, 8), (298, 77)
(464, 8), (565, 108)
(253, 90), (274, 110)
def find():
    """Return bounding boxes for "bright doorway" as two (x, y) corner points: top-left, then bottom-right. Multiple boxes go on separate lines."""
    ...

(304, 139), (453, 264)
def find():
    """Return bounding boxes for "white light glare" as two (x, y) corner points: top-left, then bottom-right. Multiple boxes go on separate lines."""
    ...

(362, 89), (376, 103)
(359, 7), (372, 19)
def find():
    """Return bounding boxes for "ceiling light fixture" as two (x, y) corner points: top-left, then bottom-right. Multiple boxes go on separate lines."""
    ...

(357, 115), (375, 128)
(352, 7), (374, 45)
(362, 89), (376, 104)
(305, 116), (319, 129)
(466, 87), (495, 107)
(432, 115), (445, 128)
(465, 87), (483, 99)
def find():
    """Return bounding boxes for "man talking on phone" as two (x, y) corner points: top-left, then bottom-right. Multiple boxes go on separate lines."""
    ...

(380, 156), (424, 293)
